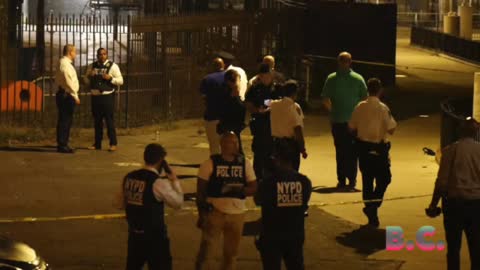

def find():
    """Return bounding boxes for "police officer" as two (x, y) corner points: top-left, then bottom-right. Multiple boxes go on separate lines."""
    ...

(195, 132), (257, 270)
(348, 78), (396, 227)
(257, 139), (312, 270)
(270, 80), (307, 171)
(84, 48), (123, 151)
(118, 143), (183, 270)
(426, 118), (480, 270)
(55, 44), (80, 153)
(245, 63), (283, 192)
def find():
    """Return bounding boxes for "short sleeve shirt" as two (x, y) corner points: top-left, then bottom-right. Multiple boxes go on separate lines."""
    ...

(270, 97), (303, 138)
(198, 157), (256, 214)
(322, 69), (368, 123)
(349, 96), (397, 143)
(200, 71), (227, 121)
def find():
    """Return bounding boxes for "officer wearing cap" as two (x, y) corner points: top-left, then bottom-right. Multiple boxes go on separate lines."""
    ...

(256, 139), (312, 270)
(349, 78), (396, 227)
(426, 118), (480, 270)
(117, 143), (183, 270)
(195, 132), (257, 270)
(245, 63), (283, 195)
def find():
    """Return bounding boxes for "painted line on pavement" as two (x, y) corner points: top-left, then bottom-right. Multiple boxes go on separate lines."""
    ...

(0, 194), (432, 224)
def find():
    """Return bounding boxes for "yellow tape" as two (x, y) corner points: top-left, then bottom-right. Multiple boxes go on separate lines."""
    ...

(0, 194), (432, 224)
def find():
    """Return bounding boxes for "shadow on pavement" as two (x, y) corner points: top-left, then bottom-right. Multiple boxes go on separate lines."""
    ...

(312, 186), (361, 194)
(0, 146), (57, 153)
(336, 225), (386, 255)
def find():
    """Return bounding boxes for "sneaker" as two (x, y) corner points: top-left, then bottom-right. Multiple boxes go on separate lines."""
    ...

(87, 145), (100, 150)
(108, 145), (117, 152)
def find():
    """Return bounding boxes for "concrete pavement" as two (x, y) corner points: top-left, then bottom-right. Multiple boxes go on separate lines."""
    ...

(0, 27), (478, 269)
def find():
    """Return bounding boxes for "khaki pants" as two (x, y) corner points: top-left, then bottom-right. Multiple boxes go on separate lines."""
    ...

(196, 209), (245, 270)
(205, 120), (221, 155)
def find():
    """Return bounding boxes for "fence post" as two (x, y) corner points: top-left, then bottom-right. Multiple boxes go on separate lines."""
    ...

(125, 15), (131, 129)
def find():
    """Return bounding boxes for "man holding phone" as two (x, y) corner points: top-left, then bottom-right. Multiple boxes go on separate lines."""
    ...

(117, 143), (183, 270)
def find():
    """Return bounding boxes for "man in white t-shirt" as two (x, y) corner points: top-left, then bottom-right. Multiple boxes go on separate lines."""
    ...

(218, 51), (248, 101)
(195, 132), (257, 270)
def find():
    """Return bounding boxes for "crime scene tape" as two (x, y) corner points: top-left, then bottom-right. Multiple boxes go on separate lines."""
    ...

(304, 54), (476, 74)
(0, 194), (432, 224)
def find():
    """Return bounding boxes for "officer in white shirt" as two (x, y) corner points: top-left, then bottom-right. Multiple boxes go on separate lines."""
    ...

(55, 44), (80, 153)
(270, 80), (307, 171)
(84, 48), (124, 152)
(349, 78), (397, 227)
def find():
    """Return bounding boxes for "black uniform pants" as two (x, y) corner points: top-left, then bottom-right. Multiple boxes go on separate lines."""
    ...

(56, 90), (76, 148)
(252, 134), (273, 181)
(126, 232), (172, 270)
(259, 238), (304, 270)
(357, 141), (391, 210)
(92, 94), (117, 148)
(443, 198), (480, 270)
(331, 122), (357, 186)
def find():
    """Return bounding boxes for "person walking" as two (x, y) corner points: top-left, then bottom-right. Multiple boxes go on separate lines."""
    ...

(322, 51), (367, 190)
(426, 118), (480, 270)
(349, 78), (396, 227)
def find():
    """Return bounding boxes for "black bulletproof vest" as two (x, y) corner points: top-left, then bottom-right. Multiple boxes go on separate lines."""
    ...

(123, 169), (165, 233)
(261, 169), (311, 239)
(90, 61), (115, 92)
(207, 154), (247, 199)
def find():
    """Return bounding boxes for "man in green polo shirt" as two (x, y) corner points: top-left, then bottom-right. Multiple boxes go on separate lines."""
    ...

(322, 52), (367, 190)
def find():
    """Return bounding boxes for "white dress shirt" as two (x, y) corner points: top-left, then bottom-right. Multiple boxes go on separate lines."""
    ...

(349, 96), (397, 143)
(198, 158), (256, 214)
(55, 56), (79, 100)
(146, 167), (184, 209)
(270, 97), (304, 138)
(226, 65), (248, 101)
(435, 138), (480, 200)
(84, 60), (124, 96)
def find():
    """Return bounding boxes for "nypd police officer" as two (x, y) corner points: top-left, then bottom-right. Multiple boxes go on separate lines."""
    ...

(257, 139), (312, 270)
(196, 132), (257, 270)
(117, 143), (183, 270)
(245, 63), (283, 192)
(84, 48), (123, 151)
(348, 78), (396, 227)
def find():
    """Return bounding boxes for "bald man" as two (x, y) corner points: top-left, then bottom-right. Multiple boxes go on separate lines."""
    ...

(248, 55), (286, 92)
(200, 58), (228, 155)
(322, 52), (367, 190)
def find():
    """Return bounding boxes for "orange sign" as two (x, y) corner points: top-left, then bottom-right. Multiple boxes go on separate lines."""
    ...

(0, 81), (43, 112)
